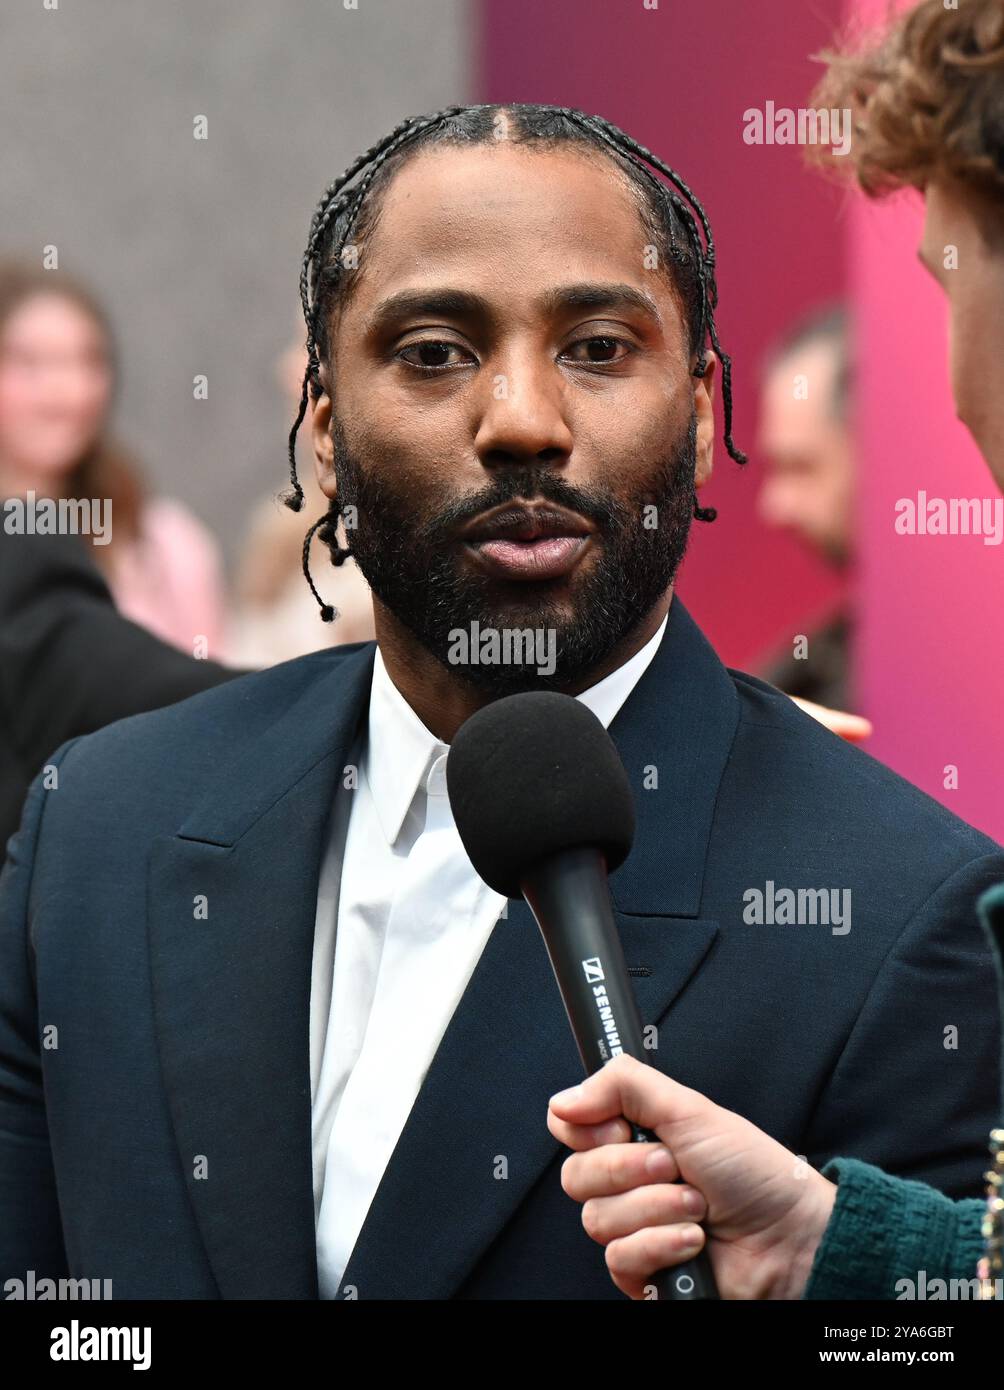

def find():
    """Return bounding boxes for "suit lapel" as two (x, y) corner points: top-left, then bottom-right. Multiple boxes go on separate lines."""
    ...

(339, 598), (741, 1298)
(147, 643), (376, 1299)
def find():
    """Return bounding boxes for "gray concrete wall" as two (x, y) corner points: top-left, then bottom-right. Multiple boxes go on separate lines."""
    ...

(0, 0), (473, 565)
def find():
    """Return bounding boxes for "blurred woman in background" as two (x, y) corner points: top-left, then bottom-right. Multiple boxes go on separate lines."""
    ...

(0, 261), (226, 656)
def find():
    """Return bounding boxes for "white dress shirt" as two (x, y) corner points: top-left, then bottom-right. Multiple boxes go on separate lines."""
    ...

(309, 612), (669, 1297)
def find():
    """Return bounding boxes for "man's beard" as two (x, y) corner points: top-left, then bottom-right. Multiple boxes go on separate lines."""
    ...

(324, 410), (698, 695)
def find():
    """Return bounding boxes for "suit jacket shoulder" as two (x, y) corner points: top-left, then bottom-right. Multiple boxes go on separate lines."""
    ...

(728, 665), (1001, 867)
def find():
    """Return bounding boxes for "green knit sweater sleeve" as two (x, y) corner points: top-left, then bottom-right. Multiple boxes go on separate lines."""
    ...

(802, 1156), (985, 1300)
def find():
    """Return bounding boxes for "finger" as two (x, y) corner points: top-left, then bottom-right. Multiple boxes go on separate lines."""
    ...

(561, 1141), (681, 1198)
(547, 1106), (634, 1151)
(548, 1053), (704, 1137)
(791, 697), (873, 743)
(581, 1182), (707, 1245)
(605, 1223), (707, 1301)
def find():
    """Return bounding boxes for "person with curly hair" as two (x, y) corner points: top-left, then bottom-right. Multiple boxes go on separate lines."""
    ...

(549, 0), (1004, 1301)
(810, 0), (1004, 487)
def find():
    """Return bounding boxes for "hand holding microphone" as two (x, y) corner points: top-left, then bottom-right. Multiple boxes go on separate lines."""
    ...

(548, 1052), (837, 1301)
(447, 689), (722, 1300)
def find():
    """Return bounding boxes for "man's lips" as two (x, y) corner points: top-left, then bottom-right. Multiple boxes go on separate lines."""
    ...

(460, 503), (596, 582)
(467, 534), (592, 580)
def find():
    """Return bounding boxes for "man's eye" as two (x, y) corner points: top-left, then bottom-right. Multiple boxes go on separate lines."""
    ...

(397, 340), (470, 371)
(396, 335), (634, 372)
(563, 336), (633, 365)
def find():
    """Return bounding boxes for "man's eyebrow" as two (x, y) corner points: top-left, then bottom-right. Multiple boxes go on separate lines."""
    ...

(365, 281), (665, 334)
(366, 288), (486, 335)
(539, 282), (664, 327)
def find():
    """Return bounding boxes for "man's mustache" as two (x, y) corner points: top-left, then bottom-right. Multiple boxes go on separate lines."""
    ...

(410, 470), (621, 547)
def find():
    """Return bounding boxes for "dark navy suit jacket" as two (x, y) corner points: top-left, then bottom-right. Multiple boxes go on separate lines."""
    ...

(1, 598), (1002, 1299)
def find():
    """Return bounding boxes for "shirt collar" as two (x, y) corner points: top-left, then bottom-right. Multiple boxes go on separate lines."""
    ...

(574, 612), (668, 729)
(364, 612), (670, 847)
(365, 646), (449, 847)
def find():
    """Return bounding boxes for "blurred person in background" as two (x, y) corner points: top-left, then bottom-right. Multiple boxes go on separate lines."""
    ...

(755, 305), (858, 711)
(0, 261), (227, 656)
(226, 331), (374, 666)
(550, 0), (1004, 1302)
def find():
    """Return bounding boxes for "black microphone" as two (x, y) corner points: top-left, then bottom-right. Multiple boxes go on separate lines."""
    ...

(447, 689), (719, 1302)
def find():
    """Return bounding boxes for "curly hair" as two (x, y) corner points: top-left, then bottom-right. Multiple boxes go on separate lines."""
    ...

(807, 0), (1004, 204)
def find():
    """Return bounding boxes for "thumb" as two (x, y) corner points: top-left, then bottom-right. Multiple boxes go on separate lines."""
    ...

(547, 1053), (709, 1145)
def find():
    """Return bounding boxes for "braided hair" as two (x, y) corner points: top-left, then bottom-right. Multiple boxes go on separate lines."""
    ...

(286, 104), (747, 621)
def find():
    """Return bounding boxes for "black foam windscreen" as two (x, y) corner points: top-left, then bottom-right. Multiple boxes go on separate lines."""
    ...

(446, 690), (636, 898)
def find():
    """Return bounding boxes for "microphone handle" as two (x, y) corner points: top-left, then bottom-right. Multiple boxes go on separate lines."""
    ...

(522, 846), (719, 1302)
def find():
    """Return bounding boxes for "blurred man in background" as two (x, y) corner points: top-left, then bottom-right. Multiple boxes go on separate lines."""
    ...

(756, 304), (857, 711)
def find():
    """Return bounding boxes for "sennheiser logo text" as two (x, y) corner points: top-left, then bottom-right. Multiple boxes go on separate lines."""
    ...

(592, 984), (624, 1059)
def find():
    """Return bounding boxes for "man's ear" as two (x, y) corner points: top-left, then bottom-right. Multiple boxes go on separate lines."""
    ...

(311, 379), (337, 500)
(693, 349), (717, 490)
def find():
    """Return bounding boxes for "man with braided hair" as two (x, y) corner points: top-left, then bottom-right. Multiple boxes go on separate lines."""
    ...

(1, 102), (1001, 1300)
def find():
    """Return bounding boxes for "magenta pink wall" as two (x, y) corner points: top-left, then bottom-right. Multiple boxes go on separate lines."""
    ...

(477, 0), (848, 671)
(478, 0), (1004, 842)
(849, 0), (1004, 841)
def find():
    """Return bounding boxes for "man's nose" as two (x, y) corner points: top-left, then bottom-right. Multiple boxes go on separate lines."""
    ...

(473, 352), (575, 468)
